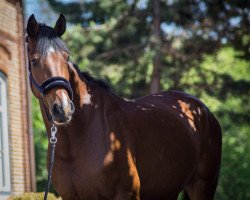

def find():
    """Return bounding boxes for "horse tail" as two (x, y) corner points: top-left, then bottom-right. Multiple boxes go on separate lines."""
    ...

(182, 191), (190, 200)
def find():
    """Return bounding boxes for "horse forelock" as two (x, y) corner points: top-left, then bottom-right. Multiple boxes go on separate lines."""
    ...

(36, 23), (70, 57)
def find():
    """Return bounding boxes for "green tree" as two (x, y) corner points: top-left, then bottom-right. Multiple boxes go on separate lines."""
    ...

(180, 47), (250, 199)
(47, 0), (250, 96)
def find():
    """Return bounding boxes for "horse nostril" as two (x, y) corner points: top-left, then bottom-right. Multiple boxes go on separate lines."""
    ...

(52, 103), (62, 117)
(70, 101), (75, 113)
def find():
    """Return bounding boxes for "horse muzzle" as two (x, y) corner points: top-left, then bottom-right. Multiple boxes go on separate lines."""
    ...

(51, 100), (75, 125)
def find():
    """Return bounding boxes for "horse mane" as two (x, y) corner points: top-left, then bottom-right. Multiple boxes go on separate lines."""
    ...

(36, 23), (70, 56)
(72, 63), (110, 90)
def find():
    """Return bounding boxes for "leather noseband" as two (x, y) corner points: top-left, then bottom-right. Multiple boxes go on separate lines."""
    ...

(29, 73), (73, 100)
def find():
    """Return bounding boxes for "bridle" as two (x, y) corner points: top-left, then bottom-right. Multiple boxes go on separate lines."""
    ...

(27, 49), (73, 122)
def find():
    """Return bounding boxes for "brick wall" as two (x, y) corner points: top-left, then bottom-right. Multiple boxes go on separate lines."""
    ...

(0, 0), (35, 197)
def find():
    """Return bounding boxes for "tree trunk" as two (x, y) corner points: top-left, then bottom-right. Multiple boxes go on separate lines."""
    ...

(150, 0), (162, 94)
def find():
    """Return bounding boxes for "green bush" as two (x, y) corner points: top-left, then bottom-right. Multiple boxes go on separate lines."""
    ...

(8, 192), (61, 200)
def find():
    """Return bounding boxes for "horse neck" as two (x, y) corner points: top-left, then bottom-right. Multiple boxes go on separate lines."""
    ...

(69, 66), (122, 130)
(42, 67), (125, 160)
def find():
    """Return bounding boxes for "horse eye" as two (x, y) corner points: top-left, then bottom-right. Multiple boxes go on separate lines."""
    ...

(31, 59), (39, 66)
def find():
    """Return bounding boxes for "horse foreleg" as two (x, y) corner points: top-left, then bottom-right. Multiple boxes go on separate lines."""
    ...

(113, 148), (140, 200)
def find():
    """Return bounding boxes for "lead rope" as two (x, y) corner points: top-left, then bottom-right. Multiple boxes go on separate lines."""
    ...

(44, 124), (58, 200)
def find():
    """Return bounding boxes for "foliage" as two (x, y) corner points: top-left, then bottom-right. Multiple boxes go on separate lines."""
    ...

(180, 47), (250, 199)
(47, 0), (250, 94)
(8, 192), (60, 200)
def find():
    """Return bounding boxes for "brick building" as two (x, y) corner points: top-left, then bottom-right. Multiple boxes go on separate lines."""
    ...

(0, 0), (35, 198)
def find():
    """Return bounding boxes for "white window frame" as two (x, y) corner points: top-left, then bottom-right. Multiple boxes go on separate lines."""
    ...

(0, 72), (11, 193)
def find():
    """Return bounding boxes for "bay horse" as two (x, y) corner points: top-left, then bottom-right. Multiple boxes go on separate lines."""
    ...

(26, 14), (222, 200)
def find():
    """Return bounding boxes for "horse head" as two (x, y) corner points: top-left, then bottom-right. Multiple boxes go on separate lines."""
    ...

(26, 14), (75, 125)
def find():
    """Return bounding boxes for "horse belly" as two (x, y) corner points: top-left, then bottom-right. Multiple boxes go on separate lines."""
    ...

(139, 149), (197, 197)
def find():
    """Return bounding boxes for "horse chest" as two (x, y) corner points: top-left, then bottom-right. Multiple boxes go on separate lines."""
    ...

(53, 148), (120, 199)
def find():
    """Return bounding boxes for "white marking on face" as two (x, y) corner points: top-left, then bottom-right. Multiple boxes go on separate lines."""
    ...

(47, 46), (55, 54)
(61, 91), (69, 108)
(83, 93), (92, 105)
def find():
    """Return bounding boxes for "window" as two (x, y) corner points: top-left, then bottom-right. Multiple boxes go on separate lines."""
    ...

(0, 72), (11, 192)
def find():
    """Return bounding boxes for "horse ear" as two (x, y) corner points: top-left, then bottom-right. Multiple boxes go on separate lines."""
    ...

(54, 14), (66, 36)
(27, 14), (39, 38)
